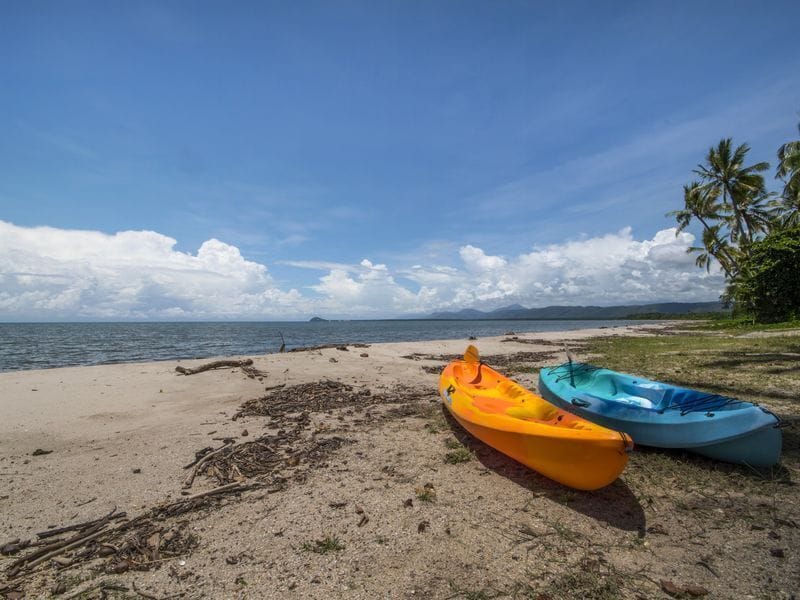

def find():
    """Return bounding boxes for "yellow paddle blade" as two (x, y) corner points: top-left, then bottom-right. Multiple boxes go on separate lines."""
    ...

(464, 344), (480, 364)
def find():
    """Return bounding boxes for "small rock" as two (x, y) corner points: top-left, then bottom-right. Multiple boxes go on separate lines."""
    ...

(468, 336), (477, 340)
(417, 520), (429, 533)
(770, 547), (785, 558)
(241, 429), (249, 437)
(329, 357), (338, 363)
(31, 449), (53, 456)
(226, 556), (239, 565)
(646, 523), (668, 535)
(132, 468), (142, 474)
(336, 346), (348, 351)
(685, 585), (709, 597)
(52, 580), (67, 595)
(403, 498), (413, 508)
(768, 530), (781, 540)
(360, 353), (369, 358)
(0, 539), (29, 556)
(660, 580), (684, 597)
(107, 559), (130, 574)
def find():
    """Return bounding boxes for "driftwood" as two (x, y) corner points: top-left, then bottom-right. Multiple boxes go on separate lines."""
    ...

(23, 528), (108, 571)
(175, 359), (254, 375)
(183, 441), (234, 488)
(0, 539), (30, 556)
(6, 483), (259, 581)
(7, 522), (109, 576)
(287, 343), (370, 353)
(36, 506), (125, 540)
(3, 380), (435, 595)
(177, 481), (259, 503)
(175, 358), (268, 380)
(63, 580), (130, 600)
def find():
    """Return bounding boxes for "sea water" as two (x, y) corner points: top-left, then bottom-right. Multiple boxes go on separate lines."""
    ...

(0, 320), (648, 372)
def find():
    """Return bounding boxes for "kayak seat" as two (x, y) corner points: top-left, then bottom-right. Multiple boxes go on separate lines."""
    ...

(611, 383), (673, 410)
(610, 394), (656, 409)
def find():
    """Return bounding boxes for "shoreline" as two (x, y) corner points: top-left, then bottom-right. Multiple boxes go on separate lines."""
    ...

(2, 322), (796, 599)
(0, 319), (656, 374)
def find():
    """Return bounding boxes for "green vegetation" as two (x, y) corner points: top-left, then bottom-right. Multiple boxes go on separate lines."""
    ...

(415, 483), (437, 503)
(585, 330), (800, 406)
(416, 489), (436, 502)
(540, 563), (625, 600)
(777, 121), (800, 226)
(444, 446), (473, 464)
(624, 310), (730, 320)
(442, 430), (474, 464)
(668, 121), (800, 323)
(694, 317), (800, 332)
(730, 226), (800, 322)
(300, 535), (344, 554)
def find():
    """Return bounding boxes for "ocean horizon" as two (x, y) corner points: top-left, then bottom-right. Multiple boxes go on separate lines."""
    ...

(0, 319), (654, 373)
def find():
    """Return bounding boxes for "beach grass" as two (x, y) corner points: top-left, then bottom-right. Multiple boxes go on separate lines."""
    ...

(571, 325), (799, 536)
(581, 327), (800, 407)
(301, 535), (344, 554)
(444, 445), (473, 464)
(692, 317), (800, 333)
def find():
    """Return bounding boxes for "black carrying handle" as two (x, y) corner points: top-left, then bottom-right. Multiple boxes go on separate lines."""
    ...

(571, 397), (591, 408)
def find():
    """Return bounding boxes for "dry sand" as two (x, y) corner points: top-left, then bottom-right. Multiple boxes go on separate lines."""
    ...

(1, 324), (797, 599)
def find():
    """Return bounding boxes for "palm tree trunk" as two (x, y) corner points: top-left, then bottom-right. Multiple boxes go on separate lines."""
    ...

(696, 215), (737, 276)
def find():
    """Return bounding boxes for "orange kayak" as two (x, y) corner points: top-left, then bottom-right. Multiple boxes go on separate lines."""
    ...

(439, 346), (631, 490)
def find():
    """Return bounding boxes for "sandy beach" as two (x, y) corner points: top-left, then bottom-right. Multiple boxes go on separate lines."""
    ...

(1, 324), (797, 599)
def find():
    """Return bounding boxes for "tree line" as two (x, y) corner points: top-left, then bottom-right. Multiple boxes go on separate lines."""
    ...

(668, 120), (800, 323)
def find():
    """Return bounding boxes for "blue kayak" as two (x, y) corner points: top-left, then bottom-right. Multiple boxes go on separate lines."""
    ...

(538, 362), (782, 467)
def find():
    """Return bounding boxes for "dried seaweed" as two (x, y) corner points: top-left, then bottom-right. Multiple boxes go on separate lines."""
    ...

(2, 380), (435, 596)
(4, 483), (258, 582)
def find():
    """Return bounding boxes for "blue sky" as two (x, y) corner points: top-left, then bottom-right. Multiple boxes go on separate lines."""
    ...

(1, 1), (799, 319)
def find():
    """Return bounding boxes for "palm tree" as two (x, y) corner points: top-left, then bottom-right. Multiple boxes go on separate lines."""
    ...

(668, 182), (737, 276)
(688, 225), (738, 277)
(693, 138), (771, 245)
(776, 121), (800, 227)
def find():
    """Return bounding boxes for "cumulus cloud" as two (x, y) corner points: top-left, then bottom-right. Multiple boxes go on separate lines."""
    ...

(310, 259), (417, 315)
(402, 226), (724, 311)
(0, 220), (723, 320)
(0, 221), (306, 319)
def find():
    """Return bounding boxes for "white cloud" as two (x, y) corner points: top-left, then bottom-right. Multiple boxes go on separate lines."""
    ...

(310, 259), (417, 315)
(0, 220), (723, 320)
(401, 226), (723, 311)
(459, 245), (508, 272)
(0, 221), (306, 319)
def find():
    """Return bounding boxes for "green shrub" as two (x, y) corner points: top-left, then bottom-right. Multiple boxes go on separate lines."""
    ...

(731, 226), (800, 322)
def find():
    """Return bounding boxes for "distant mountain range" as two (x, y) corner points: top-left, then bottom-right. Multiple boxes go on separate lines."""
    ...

(427, 301), (725, 320)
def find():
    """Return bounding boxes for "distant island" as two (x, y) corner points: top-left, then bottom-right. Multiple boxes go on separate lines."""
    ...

(426, 301), (725, 320)
(308, 316), (328, 322)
